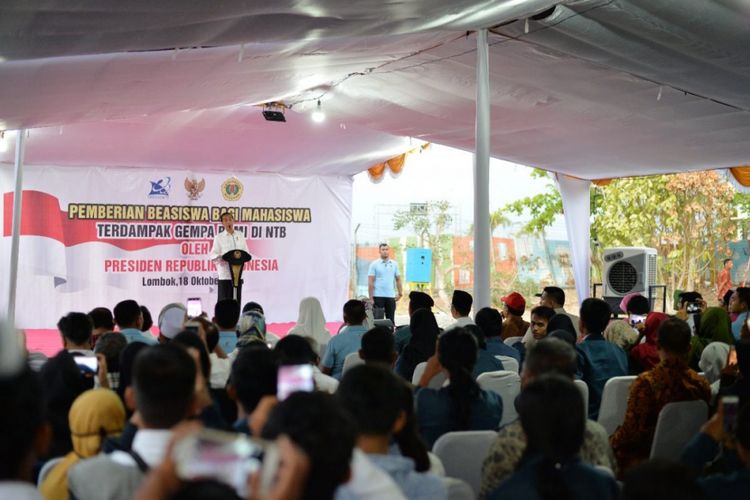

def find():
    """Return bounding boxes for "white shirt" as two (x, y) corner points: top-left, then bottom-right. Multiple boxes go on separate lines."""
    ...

(209, 352), (232, 389)
(450, 316), (475, 329)
(110, 429), (172, 468)
(0, 482), (43, 500)
(335, 449), (406, 500)
(313, 366), (339, 394)
(209, 229), (250, 280)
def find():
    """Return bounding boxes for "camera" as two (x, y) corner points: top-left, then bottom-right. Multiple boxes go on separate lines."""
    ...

(686, 302), (700, 314)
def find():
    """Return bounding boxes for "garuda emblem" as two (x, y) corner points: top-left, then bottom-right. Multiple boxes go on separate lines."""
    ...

(184, 177), (206, 200)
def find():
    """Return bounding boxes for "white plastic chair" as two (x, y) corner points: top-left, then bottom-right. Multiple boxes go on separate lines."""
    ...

(342, 351), (364, 374)
(597, 375), (637, 436)
(477, 370), (521, 426)
(412, 361), (448, 389)
(574, 379), (589, 414)
(504, 336), (523, 346)
(650, 400), (708, 460)
(37, 457), (64, 487)
(443, 477), (475, 500)
(433, 430), (497, 497)
(495, 355), (519, 374)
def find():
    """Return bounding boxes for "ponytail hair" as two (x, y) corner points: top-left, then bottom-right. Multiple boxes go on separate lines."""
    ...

(517, 374), (585, 500)
(438, 328), (480, 430)
(393, 382), (430, 472)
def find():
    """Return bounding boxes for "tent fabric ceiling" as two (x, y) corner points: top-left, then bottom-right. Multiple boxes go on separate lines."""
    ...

(1, 0), (750, 179)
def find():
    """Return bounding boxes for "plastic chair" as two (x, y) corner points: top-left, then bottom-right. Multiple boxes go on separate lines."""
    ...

(597, 375), (637, 436)
(342, 351), (364, 374)
(574, 379), (589, 414)
(495, 355), (519, 374)
(433, 430), (497, 497)
(504, 336), (523, 346)
(477, 370), (521, 426)
(443, 477), (476, 500)
(650, 400), (708, 460)
(37, 457), (64, 487)
(412, 361), (447, 388)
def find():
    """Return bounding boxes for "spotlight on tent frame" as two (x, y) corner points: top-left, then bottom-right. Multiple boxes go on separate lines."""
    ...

(262, 102), (287, 122)
(311, 100), (325, 124)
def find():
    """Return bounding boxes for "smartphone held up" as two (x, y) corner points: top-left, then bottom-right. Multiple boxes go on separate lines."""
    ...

(173, 429), (278, 497)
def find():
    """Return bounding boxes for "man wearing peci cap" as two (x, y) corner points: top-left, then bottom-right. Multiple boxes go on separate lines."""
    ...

(450, 290), (474, 329)
(394, 291), (435, 354)
(500, 292), (530, 340)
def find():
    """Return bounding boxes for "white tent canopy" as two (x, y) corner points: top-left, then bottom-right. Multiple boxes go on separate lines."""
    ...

(1, 0), (750, 317)
(2, 0), (749, 177)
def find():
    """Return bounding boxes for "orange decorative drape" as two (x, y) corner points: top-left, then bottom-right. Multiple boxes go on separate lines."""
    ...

(367, 143), (430, 182)
(729, 166), (750, 187)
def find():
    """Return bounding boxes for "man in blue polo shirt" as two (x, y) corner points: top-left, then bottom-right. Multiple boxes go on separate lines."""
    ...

(368, 243), (402, 324)
(321, 300), (369, 379)
(114, 299), (158, 345)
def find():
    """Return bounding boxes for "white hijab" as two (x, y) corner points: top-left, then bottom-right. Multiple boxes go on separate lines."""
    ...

(698, 341), (730, 384)
(287, 297), (331, 345)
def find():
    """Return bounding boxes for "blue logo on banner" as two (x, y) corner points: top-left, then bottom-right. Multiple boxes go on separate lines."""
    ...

(148, 177), (172, 198)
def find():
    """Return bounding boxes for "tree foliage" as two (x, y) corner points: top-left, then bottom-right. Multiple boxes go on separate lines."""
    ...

(593, 171), (735, 292)
(498, 169), (562, 234)
(496, 169), (738, 293)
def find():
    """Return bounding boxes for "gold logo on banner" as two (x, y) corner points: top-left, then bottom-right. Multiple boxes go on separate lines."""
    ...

(221, 177), (243, 201)
(184, 177), (206, 200)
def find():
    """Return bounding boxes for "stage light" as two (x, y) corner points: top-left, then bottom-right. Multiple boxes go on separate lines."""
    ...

(311, 100), (325, 123)
(262, 102), (286, 122)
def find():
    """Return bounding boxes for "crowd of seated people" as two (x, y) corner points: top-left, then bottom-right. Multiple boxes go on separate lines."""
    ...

(3, 284), (750, 500)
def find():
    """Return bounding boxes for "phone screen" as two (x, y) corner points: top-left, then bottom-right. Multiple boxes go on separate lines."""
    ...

(723, 395), (740, 437)
(187, 298), (202, 318)
(277, 364), (315, 401)
(174, 430), (266, 496)
(629, 314), (646, 326)
(74, 356), (98, 374)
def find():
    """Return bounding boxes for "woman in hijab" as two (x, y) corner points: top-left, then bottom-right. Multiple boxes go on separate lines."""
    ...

(630, 312), (669, 373)
(604, 320), (639, 351)
(689, 307), (733, 370)
(395, 308), (440, 382)
(699, 341), (731, 401)
(287, 297), (331, 346)
(40, 389), (126, 500)
(236, 307), (269, 349)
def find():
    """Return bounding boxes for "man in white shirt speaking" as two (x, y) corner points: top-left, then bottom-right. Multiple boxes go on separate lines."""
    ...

(209, 212), (250, 303)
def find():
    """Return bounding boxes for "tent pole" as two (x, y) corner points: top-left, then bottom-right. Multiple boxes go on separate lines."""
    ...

(8, 130), (26, 326)
(473, 29), (491, 309)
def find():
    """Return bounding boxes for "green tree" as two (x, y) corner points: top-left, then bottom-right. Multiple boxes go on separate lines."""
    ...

(393, 201), (453, 301)
(496, 169), (738, 297)
(593, 172), (735, 293)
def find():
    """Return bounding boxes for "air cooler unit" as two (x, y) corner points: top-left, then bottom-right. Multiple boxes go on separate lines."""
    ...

(603, 247), (658, 297)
